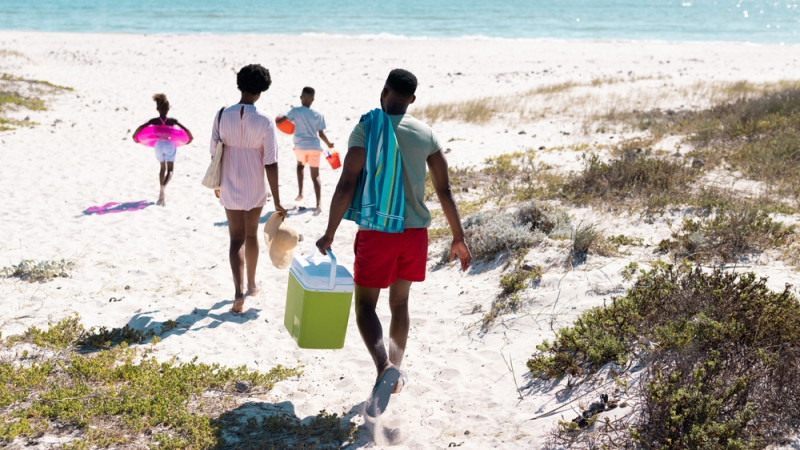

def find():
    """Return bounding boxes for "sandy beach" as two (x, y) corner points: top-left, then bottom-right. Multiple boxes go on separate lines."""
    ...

(2, 31), (800, 448)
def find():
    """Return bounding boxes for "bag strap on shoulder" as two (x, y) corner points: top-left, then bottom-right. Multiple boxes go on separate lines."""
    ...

(216, 106), (225, 127)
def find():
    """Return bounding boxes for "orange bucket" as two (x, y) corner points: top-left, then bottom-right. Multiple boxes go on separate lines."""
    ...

(276, 117), (294, 134)
(326, 151), (341, 169)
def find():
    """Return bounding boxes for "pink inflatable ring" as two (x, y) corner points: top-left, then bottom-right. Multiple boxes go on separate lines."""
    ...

(134, 125), (191, 147)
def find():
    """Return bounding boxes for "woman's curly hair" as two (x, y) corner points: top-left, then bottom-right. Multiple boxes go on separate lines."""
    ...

(237, 64), (272, 95)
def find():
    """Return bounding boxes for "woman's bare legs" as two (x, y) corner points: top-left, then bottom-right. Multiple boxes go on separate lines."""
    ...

(225, 207), (263, 312)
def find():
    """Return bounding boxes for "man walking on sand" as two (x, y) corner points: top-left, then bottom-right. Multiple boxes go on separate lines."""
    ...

(315, 68), (471, 416)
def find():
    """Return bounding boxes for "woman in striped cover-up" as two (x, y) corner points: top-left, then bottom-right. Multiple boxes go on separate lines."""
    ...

(210, 64), (287, 313)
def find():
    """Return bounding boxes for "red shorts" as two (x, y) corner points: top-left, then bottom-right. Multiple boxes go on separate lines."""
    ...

(353, 228), (428, 288)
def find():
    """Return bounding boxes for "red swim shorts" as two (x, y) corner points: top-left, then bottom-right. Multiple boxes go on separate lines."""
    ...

(353, 228), (428, 289)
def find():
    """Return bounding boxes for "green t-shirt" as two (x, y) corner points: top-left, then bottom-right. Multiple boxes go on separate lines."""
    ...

(348, 113), (441, 229)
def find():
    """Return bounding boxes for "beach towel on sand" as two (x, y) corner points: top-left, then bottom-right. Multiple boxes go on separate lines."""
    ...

(344, 108), (405, 233)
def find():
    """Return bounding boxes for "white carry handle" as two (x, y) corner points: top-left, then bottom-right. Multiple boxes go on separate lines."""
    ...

(327, 249), (337, 290)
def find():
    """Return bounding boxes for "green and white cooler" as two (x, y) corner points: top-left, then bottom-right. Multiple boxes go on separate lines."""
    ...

(284, 250), (354, 349)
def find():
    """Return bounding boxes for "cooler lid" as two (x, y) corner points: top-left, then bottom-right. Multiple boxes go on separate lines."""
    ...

(290, 250), (354, 293)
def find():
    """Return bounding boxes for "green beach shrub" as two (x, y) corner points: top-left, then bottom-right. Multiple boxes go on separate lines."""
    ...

(515, 200), (569, 235)
(4, 315), (83, 349)
(608, 85), (800, 201)
(530, 264), (800, 447)
(216, 409), (357, 449)
(562, 150), (697, 212)
(499, 264), (542, 295)
(0, 318), (326, 448)
(463, 211), (543, 260)
(0, 72), (72, 131)
(481, 261), (542, 333)
(656, 201), (793, 263)
(1, 259), (74, 282)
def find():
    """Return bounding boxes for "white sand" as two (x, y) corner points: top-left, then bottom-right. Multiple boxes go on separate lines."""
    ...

(2, 31), (800, 448)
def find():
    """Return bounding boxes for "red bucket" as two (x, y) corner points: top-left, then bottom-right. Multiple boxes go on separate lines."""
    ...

(276, 117), (294, 134)
(326, 151), (341, 169)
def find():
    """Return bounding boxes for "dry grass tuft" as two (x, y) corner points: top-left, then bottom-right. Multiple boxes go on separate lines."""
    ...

(0, 73), (72, 131)
(561, 149), (698, 213)
(656, 199), (794, 264)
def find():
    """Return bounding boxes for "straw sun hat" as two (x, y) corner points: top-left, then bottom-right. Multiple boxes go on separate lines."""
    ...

(263, 212), (299, 269)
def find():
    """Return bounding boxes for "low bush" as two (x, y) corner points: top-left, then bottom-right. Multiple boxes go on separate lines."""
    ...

(481, 262), (542, 333)
(616, 86), (800, 201)
(515, 200), (569, 235)
(529, 264), (800, 447)
(1, 259), (74, 282)
(4, 315), (83, 349)
(562, 150), (697, 212)
(657, 201), (793, 263)
(499, 264), (542, 295)
(463, 211), (543, 260)
(0, 317), (358, 448)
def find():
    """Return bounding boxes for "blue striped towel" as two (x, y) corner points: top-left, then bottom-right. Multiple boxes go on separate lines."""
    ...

(344, 108), (405, 233)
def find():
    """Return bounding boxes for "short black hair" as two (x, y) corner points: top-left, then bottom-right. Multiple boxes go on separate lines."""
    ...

(386, 69), (417, 97)
(302, 86), (315, 96)
(237, 64), (272, 95)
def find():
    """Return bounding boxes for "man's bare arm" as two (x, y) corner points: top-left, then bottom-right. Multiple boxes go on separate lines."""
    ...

(427, 149), (471, 271)
(316, 146), (365, 254)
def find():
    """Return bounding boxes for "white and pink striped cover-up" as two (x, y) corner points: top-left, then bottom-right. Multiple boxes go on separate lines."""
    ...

(209, 104), (279, 211)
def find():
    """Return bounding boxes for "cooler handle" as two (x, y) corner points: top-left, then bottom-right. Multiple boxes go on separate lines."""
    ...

(327, 249), (337, 290)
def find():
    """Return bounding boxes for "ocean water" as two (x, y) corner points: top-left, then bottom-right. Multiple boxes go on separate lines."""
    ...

(0, 0), (798, 44)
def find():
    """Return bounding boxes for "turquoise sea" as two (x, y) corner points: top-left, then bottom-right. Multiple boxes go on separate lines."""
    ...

(0, 0), (798, 44)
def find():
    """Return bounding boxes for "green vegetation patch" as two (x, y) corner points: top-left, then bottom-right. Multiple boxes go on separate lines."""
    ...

(215, 409), (356, 449)
(606, 84), (800, 201)
(656, 199), (794, 263)
(0, 317), (352, 449)
(1, 259), (74, 283)
(529, 264), (800, 447)
(4, 315), (84, 349)
(424, 150), (564, 211)
(0, 72), (72, 131)
(480, 261), (543, 333)
(562, 150), (698, 212)
(463, 208), (548, 260)
(682, 87), (800, 199)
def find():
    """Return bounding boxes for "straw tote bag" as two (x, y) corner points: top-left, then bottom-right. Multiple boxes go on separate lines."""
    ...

(201, 107), (226, 189)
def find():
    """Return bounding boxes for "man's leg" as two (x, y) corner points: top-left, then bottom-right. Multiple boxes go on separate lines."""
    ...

(225, 208), (247, 312)
(243, 207), (263, 296)
(354, 284), (390, 375)
(387, 279), (412, 369)
(310, 166), (322, 213)
(295, 162), (305, 201)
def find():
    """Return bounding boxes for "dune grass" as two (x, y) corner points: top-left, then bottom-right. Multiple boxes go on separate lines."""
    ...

(417, 76), (660, 124)
(656, 198), (794, 264)
(0, 72), (72, 131)
(601, 83), (800, 201)
(0, 316), (357, 449)
(480, 259), (542, 333)
(1, 259), (75, 283)
(532, 264), (800, 448)
(561, 149), (698, 213)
